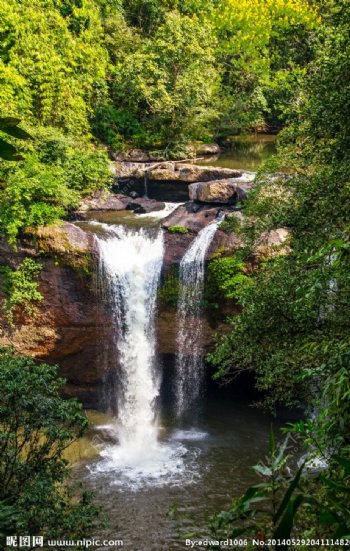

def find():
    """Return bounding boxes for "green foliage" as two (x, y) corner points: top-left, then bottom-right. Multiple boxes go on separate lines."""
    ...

(0, 127), (110, 241)
(209, 0), (350, 542)
(0, 258), (42, 324)
(108, 10), (220, 150)
(211, 0), (318, 135)
(0, 500), (18, 539)
(207, 255), (248, 301)
(317, 454), (350, 538)
(210, 0), (350, 411)
(219, 213), (241, 235)
(158, 266), (179, 306)
(0, 348), (103, 542)
(0, 0), (109, 135)
(0, 0), (320, 157)
(167, 225), (189, 234)
(208, 430), (350, 546)
(0, 117), (31, 161)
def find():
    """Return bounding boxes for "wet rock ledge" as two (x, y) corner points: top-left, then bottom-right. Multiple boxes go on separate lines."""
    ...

(114, 161), (242, 183)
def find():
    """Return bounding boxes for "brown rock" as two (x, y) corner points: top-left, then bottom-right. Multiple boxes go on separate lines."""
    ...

(126, 198), (165, 214)
(114, 162), (148, 179)
(77, 191), (130, 213)
(195, 143), (221, 155)
(148, 163), (242, 183)
(156, 311), (220, 355)
(162, 203), (221, 233)
(114, 161), (242, 183)
(189, 178), (253, 204)
(253, 227), (291, 258)
(0, 224), (114, 407)
(162, 204), (242, 272)
(30, 222), (95, 255)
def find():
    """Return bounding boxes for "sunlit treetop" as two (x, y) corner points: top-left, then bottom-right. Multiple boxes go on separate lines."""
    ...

(211, 0), (319, 77)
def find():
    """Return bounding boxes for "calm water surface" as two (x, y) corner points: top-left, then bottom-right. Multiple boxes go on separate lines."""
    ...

(197, 135), (276, 171)
(72, 388), (281, 551)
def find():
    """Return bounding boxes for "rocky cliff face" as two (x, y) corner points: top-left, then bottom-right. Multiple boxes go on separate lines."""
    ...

(0, 209), (238, 409)
(0, 223), (115, 408)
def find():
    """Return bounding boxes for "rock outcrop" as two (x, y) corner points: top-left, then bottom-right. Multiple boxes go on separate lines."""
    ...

(253, 227), (291, 259)
(77, 191), (130, 213)
(161, 203), (241, 270)
(0, 200), (244, 409)
(76, 191), (165, 216)
(115, 161), (242, 183)
(126, 198), (165, 214)
(189, 177), (254, 204)
(0, 223), (113, 409)
(162, 202), (221, 233)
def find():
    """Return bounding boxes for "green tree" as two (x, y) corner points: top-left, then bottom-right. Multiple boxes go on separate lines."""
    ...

(210, 0), (318, 134)
(0, 348), (103, 544)
(107, 10), (220, 151)
(0, 0), (109, 135)
(209, 0), (350, 422)
(208, 2), (350, 539)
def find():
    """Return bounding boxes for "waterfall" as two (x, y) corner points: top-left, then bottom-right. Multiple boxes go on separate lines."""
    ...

(175, 218), (221, 417)
(92, 223), (200, 487)
(96, 226), (164, 451)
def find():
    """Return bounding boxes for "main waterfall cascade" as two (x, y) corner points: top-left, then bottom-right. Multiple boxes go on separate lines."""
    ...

(96, 225), (163, 448)
(175, 217), (223, 417)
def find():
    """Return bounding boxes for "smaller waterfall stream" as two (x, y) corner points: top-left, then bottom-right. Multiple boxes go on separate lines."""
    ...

(175, 217), (222, 417)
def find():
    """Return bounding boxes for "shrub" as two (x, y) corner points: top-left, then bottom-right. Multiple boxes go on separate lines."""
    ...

(167, 225), (189, 234)
(0, 258), (42, 324)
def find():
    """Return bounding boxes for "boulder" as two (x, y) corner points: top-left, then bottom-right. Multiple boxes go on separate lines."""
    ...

(195, 143), (221, 155)
(189, 178), (253, 204)
(115, 162), (147, 179)
(126, 198), (165, 214)
(77, 191), (130, 213)
(253, 227), (291, 258)
(162, 202), (221, 233)
(147, 163), (242, 182)
(76, 192), (168, 216)
(28, 222), (95, 255)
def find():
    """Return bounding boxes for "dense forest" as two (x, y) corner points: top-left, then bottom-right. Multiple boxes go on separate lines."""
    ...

(0, 0), (318, 241)
(1, 0), (350, 549)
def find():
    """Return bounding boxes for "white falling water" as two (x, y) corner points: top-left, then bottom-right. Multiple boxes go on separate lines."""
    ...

(93, 225), (194, 487)
(137, 202), (184, 220)
(96, 228), (163, 460)
(175, 219), (221, 417)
